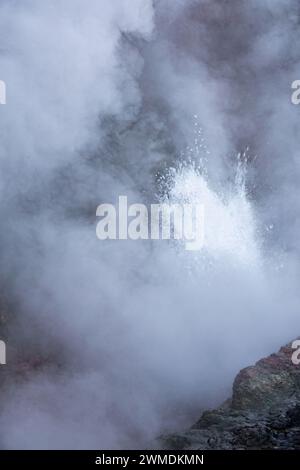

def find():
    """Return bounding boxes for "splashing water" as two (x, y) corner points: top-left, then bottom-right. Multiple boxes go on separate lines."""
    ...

(159, 126), (261, 269)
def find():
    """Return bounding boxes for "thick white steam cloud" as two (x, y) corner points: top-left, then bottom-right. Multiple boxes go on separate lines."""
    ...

(0, 0), (300, 449)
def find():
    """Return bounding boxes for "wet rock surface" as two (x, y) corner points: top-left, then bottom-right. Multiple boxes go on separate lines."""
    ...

(160, 341), (300, 449)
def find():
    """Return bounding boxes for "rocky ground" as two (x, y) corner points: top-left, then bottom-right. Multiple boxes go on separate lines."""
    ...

(160, 341), (300, 450)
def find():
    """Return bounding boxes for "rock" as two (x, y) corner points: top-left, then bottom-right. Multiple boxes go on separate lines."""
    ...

(232, 343), (300, 410)
(160, 340), (300, 449)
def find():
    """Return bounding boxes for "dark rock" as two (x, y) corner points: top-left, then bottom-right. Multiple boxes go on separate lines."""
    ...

(160, 340), (300, 449)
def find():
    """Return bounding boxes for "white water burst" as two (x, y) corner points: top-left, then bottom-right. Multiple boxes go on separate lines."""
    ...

(159, 142), (260, 269)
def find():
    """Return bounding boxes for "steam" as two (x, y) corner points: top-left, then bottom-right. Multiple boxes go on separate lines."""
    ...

(0, 0), (300, 449)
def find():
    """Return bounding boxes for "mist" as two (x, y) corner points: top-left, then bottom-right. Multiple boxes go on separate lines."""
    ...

(0, 0), (300, 449)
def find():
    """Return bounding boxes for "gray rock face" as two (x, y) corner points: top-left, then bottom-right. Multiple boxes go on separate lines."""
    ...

(160, 341), (300, 450)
